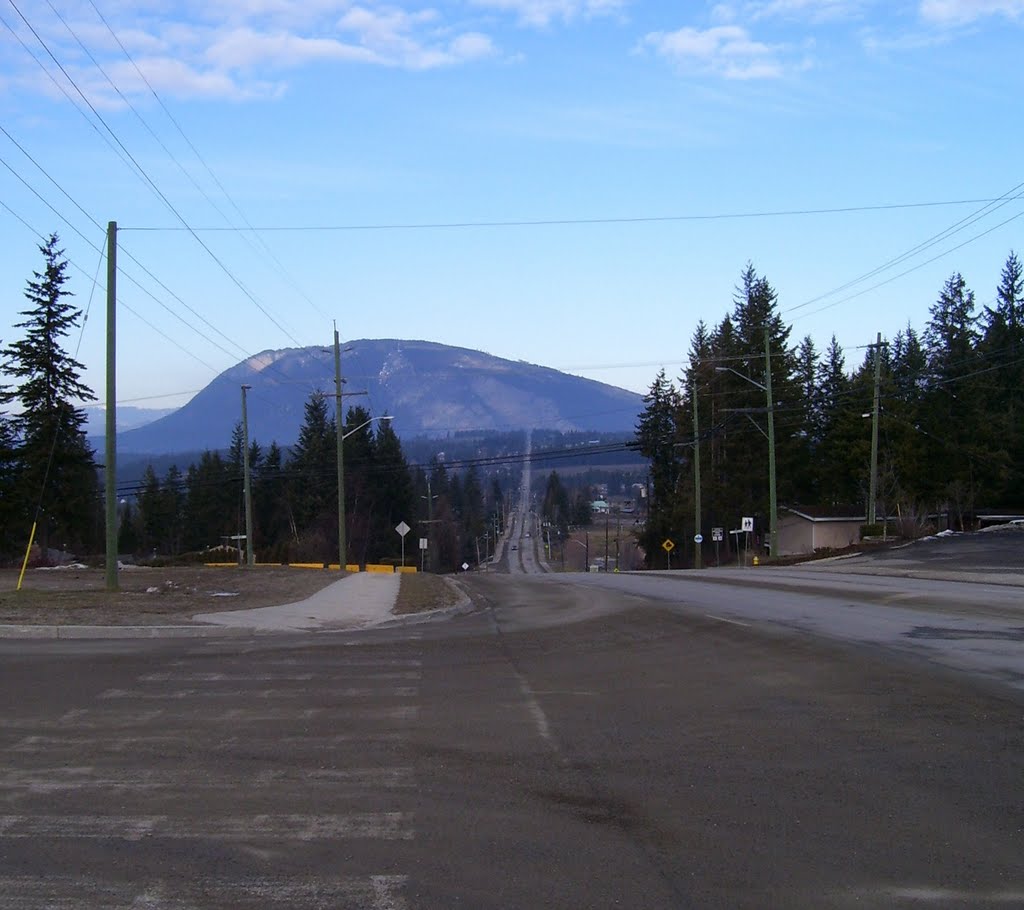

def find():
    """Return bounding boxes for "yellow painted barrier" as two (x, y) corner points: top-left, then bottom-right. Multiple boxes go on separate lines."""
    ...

(203, 562), (238, 567)
(345, 564), (361, 573)
(289, 562), (326, 569)
(365, 564), (394, 574)
(396, 566), (418, 574)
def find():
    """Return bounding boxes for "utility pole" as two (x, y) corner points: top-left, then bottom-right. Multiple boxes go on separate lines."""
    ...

(604, 508), (610, 571)
(868, 331), (882, 527)
(241, 384), (254, 567)
(334, 325), (345, 570)
(424, 475), (434, 573)
(764, 326), (778, 560)
(693, 378), (702, 570)
(104, 221), (118, 592)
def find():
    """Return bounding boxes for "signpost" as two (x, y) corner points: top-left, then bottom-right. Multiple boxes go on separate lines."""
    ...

(712, 527), (723, 566)
(741, 516), (753, 566)
(662, 538), (675, 570)
(418, 536), (428, 572)
(395, 520), (410, 567)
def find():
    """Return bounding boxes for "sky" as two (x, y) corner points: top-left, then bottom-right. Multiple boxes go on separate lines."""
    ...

(1, 0), (1023, 415)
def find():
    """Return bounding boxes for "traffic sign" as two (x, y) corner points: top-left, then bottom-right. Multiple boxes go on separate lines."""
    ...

(395, 521), (411, 537)
(741, 516), (754, 533)
(712, 527), (723, 542)
(662, 539), (675, 552)
(461, 562), (469, 571)
(694, 533), (703, 544)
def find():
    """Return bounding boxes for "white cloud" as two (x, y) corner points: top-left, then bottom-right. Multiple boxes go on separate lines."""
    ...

(641, 25), (786, 79)
(468, 0), (629, 28)
(919, 0), (1024, 25)
(747, 0), (867, 22)
(335, 6), (497, 69)
(207, 28), (380, 69)
(2, 1), (502, 104)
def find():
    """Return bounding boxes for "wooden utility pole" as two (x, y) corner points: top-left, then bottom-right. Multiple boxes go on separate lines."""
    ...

(105, 221), (118, 592)
(868, 332), (882, 527)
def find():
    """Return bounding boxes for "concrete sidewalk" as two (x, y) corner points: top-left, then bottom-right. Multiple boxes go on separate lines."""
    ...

(0, 572), (405, 639)
(193, 571), (400, 632)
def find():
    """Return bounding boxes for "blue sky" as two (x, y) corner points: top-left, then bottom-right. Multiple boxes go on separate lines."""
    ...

(1, 0), (1022, 414)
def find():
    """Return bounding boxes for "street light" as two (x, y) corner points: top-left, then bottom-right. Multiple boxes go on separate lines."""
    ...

(715, 330), (778, 559)
(337, 414), (394, 570)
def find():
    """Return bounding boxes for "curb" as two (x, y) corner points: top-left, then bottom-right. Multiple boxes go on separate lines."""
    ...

(0, 623), (249, 640)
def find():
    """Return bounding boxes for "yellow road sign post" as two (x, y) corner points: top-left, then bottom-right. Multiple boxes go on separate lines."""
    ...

(661, 538), (675, 570)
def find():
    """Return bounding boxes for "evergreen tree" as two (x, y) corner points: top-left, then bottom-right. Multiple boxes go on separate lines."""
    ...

(369, 419), (416, 563)
(288, 390), (336, 550)
(161, 466), (186, 556)
(634, 369), (683, 565)
(815, 336), (860, 507)
(182, 451), (235, 552)
(0, 234), (97, 557)
(0, 410), (18, 556)
(138, 465), (164, 553)
(343, 406), (375, 565)
(980, 253), (1024, 504)
(542, 470), (571, 537)
(255, 442), (292, 558)
(921, 273), (982, 524)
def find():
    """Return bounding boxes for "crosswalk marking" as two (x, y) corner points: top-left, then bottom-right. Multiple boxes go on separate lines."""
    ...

(0, 812), (414, 840)
(0, 873), (409, 909)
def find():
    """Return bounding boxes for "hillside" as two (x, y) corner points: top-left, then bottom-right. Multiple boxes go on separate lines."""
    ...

(110, 339), (643, 455)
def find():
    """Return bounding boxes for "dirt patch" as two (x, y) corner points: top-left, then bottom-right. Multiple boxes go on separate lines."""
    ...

(0, 565), (341, 626)
(394, 572), (464, 615)
(2, 566), (465, 626)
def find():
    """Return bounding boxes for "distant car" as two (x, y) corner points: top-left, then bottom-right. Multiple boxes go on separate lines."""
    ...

(511, 544), (518, 550)
(525, 532), (531, 538)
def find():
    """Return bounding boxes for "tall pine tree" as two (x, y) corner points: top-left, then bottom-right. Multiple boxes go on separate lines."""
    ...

(1, 234), (97, 558)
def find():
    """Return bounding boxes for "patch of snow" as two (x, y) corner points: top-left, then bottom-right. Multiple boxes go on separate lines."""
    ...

(36, 563), (88, 571)
(210, 592), (240, 597)
(145, 586), (160, 594)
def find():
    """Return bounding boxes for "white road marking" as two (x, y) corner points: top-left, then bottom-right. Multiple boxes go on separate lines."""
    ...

(98, 686), (419, 699)
(8, 730), (410, 754)
(705, 614), (752, 627)
(0, 874), (410, 909)
(138, 672), (315, 682)
(0, 766), (415, 793)
(0, 812), (414, 840)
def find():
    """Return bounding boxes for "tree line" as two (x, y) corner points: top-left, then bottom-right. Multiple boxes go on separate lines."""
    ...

(0, 234), (505, 571)
(635, 256), (1024, 566)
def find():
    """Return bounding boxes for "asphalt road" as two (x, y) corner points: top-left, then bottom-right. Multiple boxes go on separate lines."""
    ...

(1, 535), (1022, 908)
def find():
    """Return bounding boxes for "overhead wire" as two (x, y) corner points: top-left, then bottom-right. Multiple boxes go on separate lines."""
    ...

(125, 198), (1013, 232)
(786, 181), (1024, 318)
(4, 0), (305, 348)
(79, 0), (330, 323)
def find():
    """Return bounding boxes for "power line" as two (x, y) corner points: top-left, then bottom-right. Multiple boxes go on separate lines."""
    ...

(790, 206), (1024, 321)
(80, 0), (330, 324)
(786, 181), (1024, 317)
(121, 197), (1010, 233)
(4, 0), (305, 347)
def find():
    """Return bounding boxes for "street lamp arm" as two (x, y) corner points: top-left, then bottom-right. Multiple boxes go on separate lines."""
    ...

(714, 365), (766, 391)
(341, 415), (394, 440)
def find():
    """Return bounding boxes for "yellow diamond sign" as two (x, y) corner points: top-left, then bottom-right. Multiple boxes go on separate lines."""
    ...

(661, 538), (675, 553)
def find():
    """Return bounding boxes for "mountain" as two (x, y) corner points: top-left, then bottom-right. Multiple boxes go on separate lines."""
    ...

(113, 339), (644, 455)
(84, 405), (177, 435)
